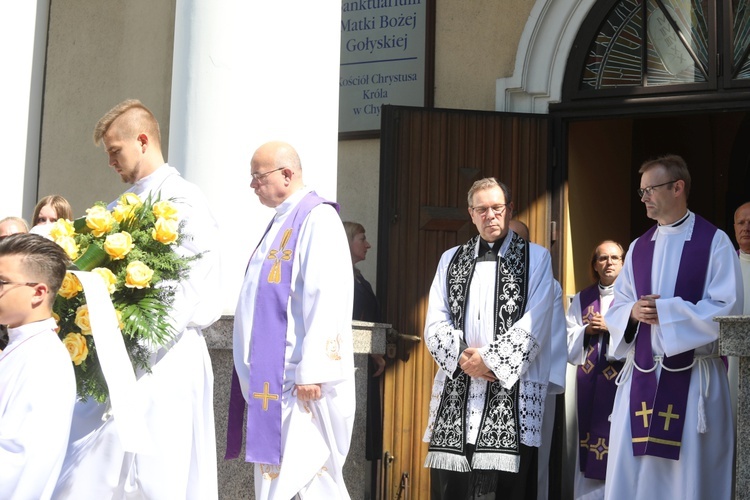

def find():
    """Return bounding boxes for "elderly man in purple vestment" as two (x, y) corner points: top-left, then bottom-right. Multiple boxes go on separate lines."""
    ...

(228, 141), (355, 499)
(604, 154), (743, 500)
(566, 240), (624, 500)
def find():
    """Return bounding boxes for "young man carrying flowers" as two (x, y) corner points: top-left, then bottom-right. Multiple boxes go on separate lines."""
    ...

(53, 100), (222, 500)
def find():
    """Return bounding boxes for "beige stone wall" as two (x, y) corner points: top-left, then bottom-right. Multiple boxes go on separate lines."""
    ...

(434, 0), (534, 110)
(337, 138), (381, 284)
(37, 0), (176, 218)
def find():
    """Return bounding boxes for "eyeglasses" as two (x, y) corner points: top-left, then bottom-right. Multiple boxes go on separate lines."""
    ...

(637, 180), (676, 198)
(0, 279), (39, 293)
(470, 204), (507, 217)
(251, 167), (285, 182)
(596, 255), (622, 263)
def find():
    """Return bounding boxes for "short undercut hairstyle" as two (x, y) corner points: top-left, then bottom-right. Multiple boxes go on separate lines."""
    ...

(93, 99), (162, 148)
(0, 233), (70, 296)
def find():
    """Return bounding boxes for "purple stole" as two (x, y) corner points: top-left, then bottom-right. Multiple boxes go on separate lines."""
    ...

(629, 214), (716, 460)
(576, 284), (623, 480)
(226, 192), (337, 465)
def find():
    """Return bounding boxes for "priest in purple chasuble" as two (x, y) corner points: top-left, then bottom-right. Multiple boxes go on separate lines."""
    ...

(423, 178), (554, 500)
(54, 100), (222, 500)
(229, 141), (355, 500)
(604, 155), (743, 500)
(565, 240), (625, 500)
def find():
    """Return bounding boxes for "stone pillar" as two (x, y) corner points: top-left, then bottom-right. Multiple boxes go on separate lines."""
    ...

(717, 315), (750, 500)
(205, 317), (388, 500)
(2, 0), (49, 220)
(168, 0), (343, 316)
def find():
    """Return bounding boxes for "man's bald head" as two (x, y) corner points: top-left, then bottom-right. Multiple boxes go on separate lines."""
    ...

(735, 202), (750, 253)
(250, 141), (305, 207)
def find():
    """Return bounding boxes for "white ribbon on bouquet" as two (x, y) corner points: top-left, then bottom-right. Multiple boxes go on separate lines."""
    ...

(71, 270), (152, 453)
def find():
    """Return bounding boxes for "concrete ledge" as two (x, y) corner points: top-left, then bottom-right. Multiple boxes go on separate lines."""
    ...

(717, 315), (750, 500)
(717, 315), (750, 356)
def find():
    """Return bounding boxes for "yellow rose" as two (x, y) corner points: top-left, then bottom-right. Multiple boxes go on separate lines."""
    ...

(85, 205), (116, 237)
(112, 203), (136, 223)
(152, 200), (179, 221)
(92, 267), (117, 294)
(118, 192), (143, 207)
(104, 232), (134, 260)
(75, 304), (92, 335)
(125, 261), (154, 289)
(52, 311), (61, 332)
(58, 272), (83, 299)
(151, 217), (179, 245)
(62, 332), (89, 365)
(49, 218), (75, 240)
(55, 236), (79, 260)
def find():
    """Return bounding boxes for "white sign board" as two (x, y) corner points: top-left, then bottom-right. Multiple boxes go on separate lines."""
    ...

(339, 0), (427, 134)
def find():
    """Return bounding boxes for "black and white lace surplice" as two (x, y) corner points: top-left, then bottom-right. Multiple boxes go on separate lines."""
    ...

(425, 234), (531, 473)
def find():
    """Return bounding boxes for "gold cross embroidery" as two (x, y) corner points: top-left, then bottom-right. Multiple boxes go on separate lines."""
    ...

(658, 404), (680, 431)
(253, 381), (280, 411)
(602, 364), (619, 381)
(581, 358), (595, 374)
(267, 229), (293, 284)
(589, 437), (609, 460)
(635, 401), (653, 428)
(583, 305), (596, 324)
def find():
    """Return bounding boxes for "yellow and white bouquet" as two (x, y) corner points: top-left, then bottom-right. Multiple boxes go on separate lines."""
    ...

(51, 192), (194, 402)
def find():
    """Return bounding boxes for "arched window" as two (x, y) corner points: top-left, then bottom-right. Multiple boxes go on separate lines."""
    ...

(562, 0), (750, 100)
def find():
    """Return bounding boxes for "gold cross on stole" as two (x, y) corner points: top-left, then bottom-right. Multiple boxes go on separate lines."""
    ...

(267, 228), (293, 283)
(658, 404), (680, 431)
(253, 381), (280, 411)
(635, 401), (653, 427)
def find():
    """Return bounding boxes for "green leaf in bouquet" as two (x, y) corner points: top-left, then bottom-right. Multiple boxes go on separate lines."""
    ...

(73, 244), (111, 272)
(118, 297), (176, 347)
(72, 216), (90, 234)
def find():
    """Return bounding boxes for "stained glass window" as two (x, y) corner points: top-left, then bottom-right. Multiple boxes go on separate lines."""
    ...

(577, 0), (750, 92)
(733, 0), (750, 78)
(581, 0), (710, 90)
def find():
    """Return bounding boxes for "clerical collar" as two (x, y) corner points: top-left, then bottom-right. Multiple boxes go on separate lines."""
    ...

(740, 250), (750, 262)
(598, 282), (615, 296)
(662, 211), (690, 227)
(477, 237), (503, 262)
